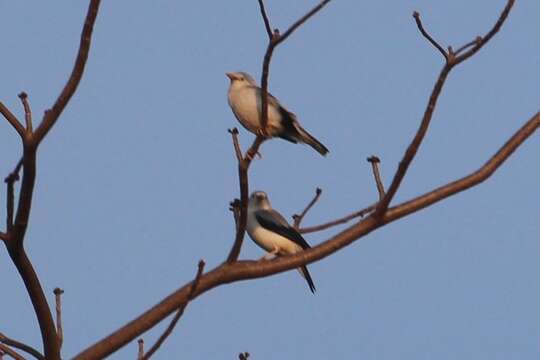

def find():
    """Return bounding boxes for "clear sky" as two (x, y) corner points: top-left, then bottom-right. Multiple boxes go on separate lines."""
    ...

(1, 1), (539, 359)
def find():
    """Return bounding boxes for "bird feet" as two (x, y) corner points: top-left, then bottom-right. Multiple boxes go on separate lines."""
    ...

(260, 246), (280, 261)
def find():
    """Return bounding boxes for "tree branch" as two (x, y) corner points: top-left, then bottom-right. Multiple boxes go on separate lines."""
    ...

(367, 156), (385, 199)
(299, 202), (376, 234)
(4, 159), (23, 232)
(0, 344), (24, 360)
(18, 92), (33, 133)
(454, 0), (515, 64)
(0, 333), (44, 360)
(292, 188), (322, 229)
(0, 102), (25, 139)
(257, 0), (272, 39)
(226, 135), (265, 263)
(142, 260), (205, 360)
(375, 0), (513, 217)
(259, 0), (332, 134)
(53, 288), (64, 350)
(1, 2), (102, 359)
(228, 128), (243, 162)
(137, 339), (144, 360)
(412, 11), (447, 60)
(74, 110), (538, 360)
(32, 0), (101, 145)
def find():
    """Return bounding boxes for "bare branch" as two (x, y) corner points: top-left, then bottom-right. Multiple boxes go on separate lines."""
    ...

(4, 159), (23, 233)
(0, 103), (25, 139)
(226, 136), (265, 263)
(33, 0), (101, 145)
(387, 112), (540, 219)
(0, 344), (24, 360)
(376, 0), (514, 217)
(367, 156), (385, 199)
(293, 188), (322, 229)
(300, 202), (376, 234)
(142, 260), (205, 360)
(257, 0), (272, 39)
(73, 3), (531, 359)
(18, 92), (33, 133)
(228, 128), (243, 162)
(455, 36), (482, 55)
(137, 339), (144, 360)
(75, 110), (540, 360)
(454, 0), (515, 64)
(3, 3), (102, 359)
(413, 11), (447, 59)
(0, 333), (44, 360)
(53, 288), (64, 350)
(259, 0), (332, 135)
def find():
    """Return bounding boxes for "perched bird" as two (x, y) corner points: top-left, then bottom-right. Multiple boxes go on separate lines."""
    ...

(226, 71), (329, 156)
(247, 191), (316, 293)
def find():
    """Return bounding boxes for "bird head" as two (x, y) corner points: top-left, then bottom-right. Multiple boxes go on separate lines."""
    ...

(226, 72), (256, 87)
(248, 191), (271, 210)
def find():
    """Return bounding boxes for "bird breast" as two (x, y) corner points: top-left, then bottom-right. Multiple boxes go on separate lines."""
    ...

(228, 86), (283, 136)
(247, 223), (301, 255)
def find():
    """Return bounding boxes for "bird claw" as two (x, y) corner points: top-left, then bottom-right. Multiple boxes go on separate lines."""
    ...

(260, 246), (280, 261)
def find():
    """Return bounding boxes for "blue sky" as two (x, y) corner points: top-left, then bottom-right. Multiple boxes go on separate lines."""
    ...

(1, 1), (539, 359)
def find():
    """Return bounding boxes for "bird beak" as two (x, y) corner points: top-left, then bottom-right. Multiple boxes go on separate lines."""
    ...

(226, 72), (235, 81)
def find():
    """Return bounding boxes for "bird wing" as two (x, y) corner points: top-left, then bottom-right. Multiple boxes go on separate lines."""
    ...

(253, 87), (302, 144)
(255, 209), (311, 250)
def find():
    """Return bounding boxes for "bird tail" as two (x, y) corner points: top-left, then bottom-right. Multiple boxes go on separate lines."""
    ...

(298, 266), (316, 294)
(294, 124), (329, 156)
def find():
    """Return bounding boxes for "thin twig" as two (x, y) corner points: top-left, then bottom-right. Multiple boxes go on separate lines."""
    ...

(257, 0), (272, 39)
(0, 102), (25, 139)
(0, 344), (24, 360)
(137, 339), (144, 360)
(0, 333), (44, 360)
(33, 0), (101, 145)
(228, 128), (243, 162)
(53, 288), (64, 350)
(226, 135), (265, 263)
(142, 260), (206, 360)
(300, 202), (376, 234)
(367, 156), (385, 199)
(4, 159), (23, 233)
(293, 188), (322, 229)
(18, 92), (33, 133)
(455, 36), (482, 55)
(412, 11), (447, 59)
(259, 0), (332, 135)
(454, 0), (515, 64)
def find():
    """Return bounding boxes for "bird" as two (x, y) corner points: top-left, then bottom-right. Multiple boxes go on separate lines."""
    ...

(226, 71), (329, 156)
(247, 191), (316, 293)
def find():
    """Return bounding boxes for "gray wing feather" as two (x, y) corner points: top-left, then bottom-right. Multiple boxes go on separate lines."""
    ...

(255, 209), (311, 250)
